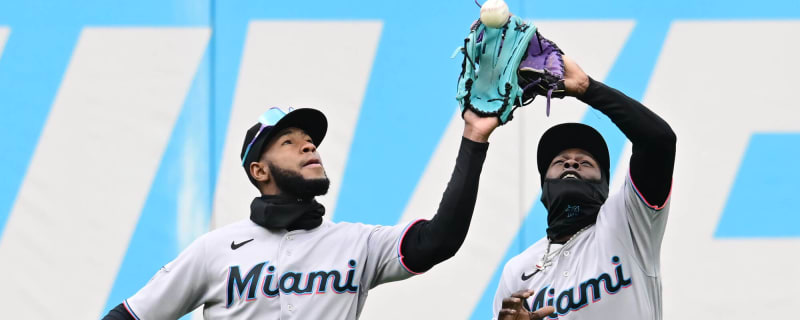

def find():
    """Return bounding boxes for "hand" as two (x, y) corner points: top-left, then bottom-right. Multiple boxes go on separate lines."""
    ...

(562, 55), (590, 97)
(497, 290), (555, 320)
(462, 108), (500, 143)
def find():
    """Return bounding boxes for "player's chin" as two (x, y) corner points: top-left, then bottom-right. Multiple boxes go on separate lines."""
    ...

(300, 165), (326, 179)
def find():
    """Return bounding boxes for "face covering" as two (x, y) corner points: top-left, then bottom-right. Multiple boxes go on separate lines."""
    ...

(250, 195), (326, 231)
(540, 178), (609, 241)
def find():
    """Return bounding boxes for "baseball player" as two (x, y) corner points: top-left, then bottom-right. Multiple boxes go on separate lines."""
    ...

(492, 53), (676, 320)
(103, 106), (501, 319)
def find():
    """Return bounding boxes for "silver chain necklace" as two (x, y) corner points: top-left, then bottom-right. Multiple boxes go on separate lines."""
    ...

(535, 224), (594, 271)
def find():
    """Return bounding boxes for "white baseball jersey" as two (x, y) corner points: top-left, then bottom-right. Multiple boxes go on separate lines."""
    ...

(493, 174), (670, 319)
(124, 218), (422, 319)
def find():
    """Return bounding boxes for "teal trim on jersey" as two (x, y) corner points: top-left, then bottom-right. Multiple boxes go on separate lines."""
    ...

(123, 300), (142, 320)
(101, 48), (212, 318)
(714, 134), (800, 238)
(468, 16), (672, 319)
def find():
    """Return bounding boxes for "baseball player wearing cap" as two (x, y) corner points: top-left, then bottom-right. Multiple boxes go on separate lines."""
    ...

(103, 107), (502, 319)
(494, 55), (676, 320)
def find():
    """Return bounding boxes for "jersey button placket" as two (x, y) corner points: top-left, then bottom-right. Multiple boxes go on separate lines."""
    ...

(283, 232), (295, 256)
(560, 248), (570, 277)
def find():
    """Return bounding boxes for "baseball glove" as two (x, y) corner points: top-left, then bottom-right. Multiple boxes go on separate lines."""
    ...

(518, 30), (566, 116)
(455, 18), (568, 122)
(455, 15), (537, 124)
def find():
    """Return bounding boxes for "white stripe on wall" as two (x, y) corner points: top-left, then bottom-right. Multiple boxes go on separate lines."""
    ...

(647, 21), (800, 320)
(0, 27), (210, 319)
(609, 142), (633, 193)
(211, 21), (382, 228)
(361, 20), (635, 319)
(0, 27), (9, 59)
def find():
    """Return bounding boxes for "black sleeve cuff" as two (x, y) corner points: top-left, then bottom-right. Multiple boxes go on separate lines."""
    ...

(577, 76), (615, 106)
(460, 136), (490, 153)
(102, 303), (136, 320)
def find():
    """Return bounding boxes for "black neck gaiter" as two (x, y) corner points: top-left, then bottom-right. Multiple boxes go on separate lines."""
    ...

(541, 179), (609, 240)
(250, 195), (326, 231)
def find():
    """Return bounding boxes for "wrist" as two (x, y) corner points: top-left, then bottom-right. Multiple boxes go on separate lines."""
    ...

(570, 74), (590, 97)
(462, 123), (491, 143)
(582, 75), (596, 95)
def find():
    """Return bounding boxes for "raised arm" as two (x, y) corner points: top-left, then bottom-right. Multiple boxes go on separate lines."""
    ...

(564, 57), (676, 208)
(398, 110), (498, 273)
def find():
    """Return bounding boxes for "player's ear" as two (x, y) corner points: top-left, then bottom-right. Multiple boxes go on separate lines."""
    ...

(249, 161), (271, 184)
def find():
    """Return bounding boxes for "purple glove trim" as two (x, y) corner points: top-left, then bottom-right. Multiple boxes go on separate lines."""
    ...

(518, 31), (566, 116)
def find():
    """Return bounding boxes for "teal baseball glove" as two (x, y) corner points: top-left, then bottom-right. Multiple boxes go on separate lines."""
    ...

(455, 15), (538, 124)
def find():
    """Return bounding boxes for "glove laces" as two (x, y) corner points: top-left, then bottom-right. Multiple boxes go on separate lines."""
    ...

(521, 78), (556, 116)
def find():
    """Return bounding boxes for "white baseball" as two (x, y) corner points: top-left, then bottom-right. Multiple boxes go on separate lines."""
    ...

(479, 0), (510, 29)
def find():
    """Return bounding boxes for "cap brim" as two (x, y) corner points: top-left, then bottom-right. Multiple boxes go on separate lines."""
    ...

(244, 108), (328, 167)
(263, 108), (327, 148)
(537, 123), (609, 181)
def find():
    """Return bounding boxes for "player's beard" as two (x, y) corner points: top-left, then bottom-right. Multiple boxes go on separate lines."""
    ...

(268, 162), (330, 200)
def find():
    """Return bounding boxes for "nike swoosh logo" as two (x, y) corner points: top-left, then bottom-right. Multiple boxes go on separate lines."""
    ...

(231, 238), (254, 250)
(521, 269), (540, 281)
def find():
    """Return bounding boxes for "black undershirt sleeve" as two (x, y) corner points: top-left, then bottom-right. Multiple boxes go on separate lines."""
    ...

(399, 136), (489, 273)
(102, 303), (136, 320)
(578, 77), (676, 207)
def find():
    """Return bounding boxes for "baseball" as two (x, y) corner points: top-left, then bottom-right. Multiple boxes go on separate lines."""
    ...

(479, 0), (510, 29)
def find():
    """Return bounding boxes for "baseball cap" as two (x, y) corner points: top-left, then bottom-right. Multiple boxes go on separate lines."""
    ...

(537, 123), (610, 183)
(240, 107), (327, 185)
